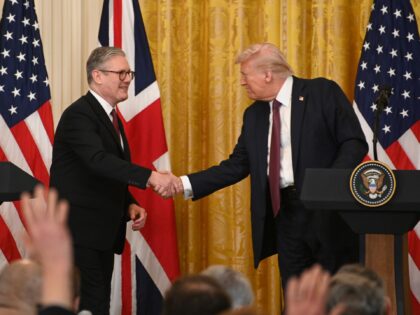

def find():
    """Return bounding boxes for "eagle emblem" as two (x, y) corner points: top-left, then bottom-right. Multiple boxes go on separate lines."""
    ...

(350, 161), (396, 207)
(361, 169), (388, 199)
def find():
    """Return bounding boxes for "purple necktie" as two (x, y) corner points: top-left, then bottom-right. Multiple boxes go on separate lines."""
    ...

(269, 100), (281, 217)
(111, 109), (120, 136)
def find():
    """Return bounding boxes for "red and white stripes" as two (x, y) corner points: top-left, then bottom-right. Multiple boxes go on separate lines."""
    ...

(0, 101), (54, 266)
(355, 102), (420, 314)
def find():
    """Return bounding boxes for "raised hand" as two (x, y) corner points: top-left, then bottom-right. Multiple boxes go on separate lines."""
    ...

(21, 185), (74, 310)
(22, 185), (72, 271)
(285, 265), (331, 315)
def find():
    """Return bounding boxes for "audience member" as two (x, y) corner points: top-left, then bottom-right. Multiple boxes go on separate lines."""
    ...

(218, 306), (259, 315)
(332, 264), (385, 289)
(162, 274), (231, 315)
(18, 184), (389, 315)
(21, 185), (76, 315)
(0, 258), (88, 315)
(326, 264), (391, 315)
(285, 264), (330, 315)
(0, 259), (42, 315)
(202, 265), (254, 308)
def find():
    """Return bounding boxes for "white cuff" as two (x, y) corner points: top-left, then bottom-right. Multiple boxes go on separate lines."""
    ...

(180, 175), (194, 199)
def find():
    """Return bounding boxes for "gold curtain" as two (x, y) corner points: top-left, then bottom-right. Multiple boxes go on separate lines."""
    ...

(142, 1), (420, 314)
(0, 0), (418, 313)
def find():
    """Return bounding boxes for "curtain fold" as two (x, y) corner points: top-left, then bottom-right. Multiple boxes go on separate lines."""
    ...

(1, 0), (418, 313)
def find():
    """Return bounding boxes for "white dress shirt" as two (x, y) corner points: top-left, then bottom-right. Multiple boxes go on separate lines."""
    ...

(90, 89), (124, 148)
(269, 76), (294, 188)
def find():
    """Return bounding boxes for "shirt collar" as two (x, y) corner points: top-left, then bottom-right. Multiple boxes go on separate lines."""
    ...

(89, 89), (115, 117)
(275, 75), (293, 106)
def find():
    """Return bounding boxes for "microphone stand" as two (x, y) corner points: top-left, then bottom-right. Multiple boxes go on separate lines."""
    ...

(372, 86), (391, 161)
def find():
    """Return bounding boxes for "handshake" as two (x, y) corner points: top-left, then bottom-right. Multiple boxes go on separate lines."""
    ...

(147, 171), (185, 198)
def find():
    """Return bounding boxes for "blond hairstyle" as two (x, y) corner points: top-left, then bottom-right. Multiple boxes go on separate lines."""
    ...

(236, 43), (293, 78)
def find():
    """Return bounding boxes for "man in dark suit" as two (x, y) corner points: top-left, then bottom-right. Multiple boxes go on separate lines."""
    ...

(170, 43), (368, 291)
(50, 47), (174, 315)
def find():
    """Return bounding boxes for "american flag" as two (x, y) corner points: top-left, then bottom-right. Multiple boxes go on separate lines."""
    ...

(98, 0), (180, 314)
(0, 0), (53, 267)
(353, 0), (420, 312)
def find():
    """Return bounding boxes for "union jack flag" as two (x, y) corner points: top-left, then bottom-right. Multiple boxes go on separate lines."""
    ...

(0, 0), (53, 267)
(98, 0), (180, 314)
(353, 0), (420, 312)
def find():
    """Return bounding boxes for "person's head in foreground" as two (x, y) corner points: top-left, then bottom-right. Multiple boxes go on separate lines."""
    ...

(201, 265), (254, 309)
(326, 264), (391, 315)
(162, 274), (231, 315)
(0, 259), (42, 315)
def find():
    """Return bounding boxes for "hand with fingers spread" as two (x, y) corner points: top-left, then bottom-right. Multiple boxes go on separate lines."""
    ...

(21, 185), (74, 311)
(128, 203), (147, 231)
(285, 265), (331, 315)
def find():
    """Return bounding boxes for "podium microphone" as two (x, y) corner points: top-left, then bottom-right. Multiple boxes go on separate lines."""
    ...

(372, 85), (391, 161)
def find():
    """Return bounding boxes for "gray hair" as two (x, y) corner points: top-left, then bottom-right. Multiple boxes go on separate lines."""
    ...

(86, 46), (126, 84)
(326, 264), (388, 315)
(0, 259), (42, 313)
(236, 43), (293, 78)
(201, 265), (254, 309)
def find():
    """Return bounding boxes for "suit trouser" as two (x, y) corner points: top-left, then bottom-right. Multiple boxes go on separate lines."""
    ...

(74, 246), (114, 315)
(274, 186), (359, 290)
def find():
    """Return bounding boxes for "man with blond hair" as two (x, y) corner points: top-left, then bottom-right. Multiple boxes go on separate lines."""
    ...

(173, 43), (367, 293)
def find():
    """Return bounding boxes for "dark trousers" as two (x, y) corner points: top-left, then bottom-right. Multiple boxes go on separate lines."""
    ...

(74, 246), (115, 315)
(274, 186), (359, 290)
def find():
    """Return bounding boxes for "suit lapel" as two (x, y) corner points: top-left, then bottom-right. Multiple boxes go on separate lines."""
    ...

(255, 101), (270, 189)
(84, 92), (125, 156)
(290, 76), (307, 171)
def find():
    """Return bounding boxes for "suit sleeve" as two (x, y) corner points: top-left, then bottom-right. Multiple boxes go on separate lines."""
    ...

(187, 110), (252, 200)
(323, 80), (368, 168)
(123, 191), (139, 221)
(56, 105), (152, 189)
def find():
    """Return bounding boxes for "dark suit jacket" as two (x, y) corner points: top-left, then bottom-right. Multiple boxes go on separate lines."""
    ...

(188, 77), (368, 267)
(50, 92), (151, 254)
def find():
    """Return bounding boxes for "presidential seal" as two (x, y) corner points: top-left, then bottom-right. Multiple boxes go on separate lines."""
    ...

(350, 161), (396, 207)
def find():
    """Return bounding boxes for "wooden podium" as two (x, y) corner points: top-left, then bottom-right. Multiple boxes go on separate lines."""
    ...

(0, 161), (40, 204)
(300, 168), (420, 315)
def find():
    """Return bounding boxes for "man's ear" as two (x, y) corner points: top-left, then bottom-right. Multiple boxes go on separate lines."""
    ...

(91, 70), (102, 85)
(265, 70), (273, 83)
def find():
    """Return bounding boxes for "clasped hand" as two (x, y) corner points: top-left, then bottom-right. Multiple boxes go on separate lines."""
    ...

(147, 171), (184, 198)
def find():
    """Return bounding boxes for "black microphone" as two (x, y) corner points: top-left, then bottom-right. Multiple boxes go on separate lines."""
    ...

(375, 85), (391, 112)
